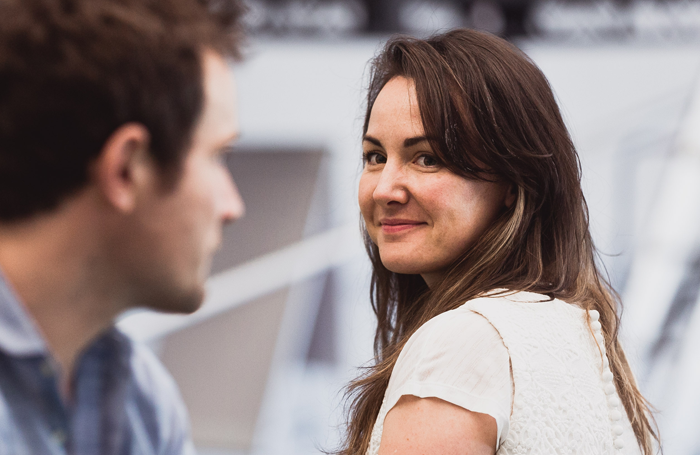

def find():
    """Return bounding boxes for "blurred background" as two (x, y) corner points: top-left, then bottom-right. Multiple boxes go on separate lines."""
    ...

(118, 1), (700, 453)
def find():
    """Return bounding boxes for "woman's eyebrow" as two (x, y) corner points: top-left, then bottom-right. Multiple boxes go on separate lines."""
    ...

(404, 136), (428, 147)
(363, 135), (430, 148)
(363, 135), (383, 147)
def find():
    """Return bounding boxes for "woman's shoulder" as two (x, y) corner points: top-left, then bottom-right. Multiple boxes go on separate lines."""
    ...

(458, 289), (588, 342)
(405, 299), (506, 356)
(405, 289), (568, 353)
(468, 288), (559, 304)
(416, 301), (499, 335)
(462, 289), (586, 318)
(409, 290), (587, 348)
(399, 300), (509, 373)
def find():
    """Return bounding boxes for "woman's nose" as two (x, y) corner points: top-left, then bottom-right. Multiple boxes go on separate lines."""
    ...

(372, 162), (409, 206)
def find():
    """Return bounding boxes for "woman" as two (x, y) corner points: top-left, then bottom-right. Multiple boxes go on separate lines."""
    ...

(342, 29), (658, 455)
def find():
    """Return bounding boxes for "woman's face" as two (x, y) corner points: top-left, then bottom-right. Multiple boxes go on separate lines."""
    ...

(359, 76), (510, 287)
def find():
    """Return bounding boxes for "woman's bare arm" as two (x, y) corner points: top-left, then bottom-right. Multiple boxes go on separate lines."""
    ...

(378, 395), (497, 455)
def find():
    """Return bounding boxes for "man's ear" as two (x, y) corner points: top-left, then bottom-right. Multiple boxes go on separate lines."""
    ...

(504, 183), (517, 209)
(92, 123), (151, 213)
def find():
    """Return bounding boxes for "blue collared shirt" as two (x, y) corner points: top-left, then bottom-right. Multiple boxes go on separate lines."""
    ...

(0, 271), (196, 455)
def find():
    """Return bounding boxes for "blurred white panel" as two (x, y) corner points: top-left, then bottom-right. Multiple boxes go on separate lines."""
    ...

(618, 53), (700, 454)
(525, 43), (700, 287)
(645, 157), (700, 254)
(622, 256), (686, 361)
(399, 1), (465, 35)
(659, 296), (700, 454)
(233, 40), (375, 146)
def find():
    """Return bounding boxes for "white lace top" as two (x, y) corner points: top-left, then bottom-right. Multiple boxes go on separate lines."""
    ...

(366, 291), (640, 455)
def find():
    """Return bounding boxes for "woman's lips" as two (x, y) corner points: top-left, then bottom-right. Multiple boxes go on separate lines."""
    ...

(379, 219), (426, 234)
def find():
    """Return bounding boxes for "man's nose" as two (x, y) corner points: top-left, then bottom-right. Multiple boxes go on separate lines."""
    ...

(220, 173), (245, 224)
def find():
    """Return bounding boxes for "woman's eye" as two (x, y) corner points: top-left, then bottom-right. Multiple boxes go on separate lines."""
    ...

(363, 151), (387, 166)
(416, 154), (439, 167)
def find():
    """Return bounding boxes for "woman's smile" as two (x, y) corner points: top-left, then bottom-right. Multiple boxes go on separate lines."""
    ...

(379, 218), (428, 234)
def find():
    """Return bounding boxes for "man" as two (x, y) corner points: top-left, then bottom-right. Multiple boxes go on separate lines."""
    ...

(0, 0), (245, 453)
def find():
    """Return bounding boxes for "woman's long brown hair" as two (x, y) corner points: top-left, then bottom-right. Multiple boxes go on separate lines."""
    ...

(340, 29), (658, 455)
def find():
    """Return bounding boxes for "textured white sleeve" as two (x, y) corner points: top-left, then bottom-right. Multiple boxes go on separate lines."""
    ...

(383, 307), (513, 447)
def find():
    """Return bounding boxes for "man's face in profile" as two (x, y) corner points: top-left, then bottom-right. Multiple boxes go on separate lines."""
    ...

(122, 49), (245, 314)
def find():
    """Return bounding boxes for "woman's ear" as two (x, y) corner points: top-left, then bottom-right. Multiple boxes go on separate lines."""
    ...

(504, 183), (517, 208)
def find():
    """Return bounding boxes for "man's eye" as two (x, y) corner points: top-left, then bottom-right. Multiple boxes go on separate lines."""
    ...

(416, 154), (439, 167)
(363, 151), (387, 166)
(214, 147), (234, 165)
(213, 153), (226, 165)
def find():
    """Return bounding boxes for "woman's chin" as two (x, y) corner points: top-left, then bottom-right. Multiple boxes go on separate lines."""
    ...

(380, 257), (430, 276)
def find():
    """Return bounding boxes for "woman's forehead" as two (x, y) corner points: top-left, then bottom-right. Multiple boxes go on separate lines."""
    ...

(368, 77), (424, 137)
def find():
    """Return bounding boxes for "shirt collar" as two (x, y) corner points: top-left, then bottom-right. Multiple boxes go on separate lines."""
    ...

(0, 268), (48, 356)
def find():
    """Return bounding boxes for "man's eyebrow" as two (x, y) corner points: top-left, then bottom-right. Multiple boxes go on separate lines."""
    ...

(404, 136), (429, 147)
(363, 135), (383, 147)
(220, 131), (240, 149)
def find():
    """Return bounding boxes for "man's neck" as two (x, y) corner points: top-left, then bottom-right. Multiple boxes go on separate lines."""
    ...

(0, 200), (126, 397)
